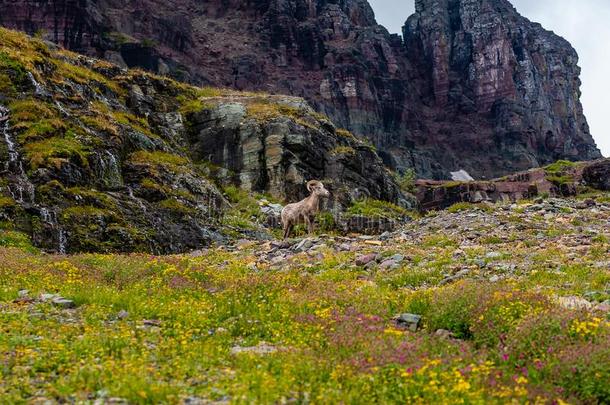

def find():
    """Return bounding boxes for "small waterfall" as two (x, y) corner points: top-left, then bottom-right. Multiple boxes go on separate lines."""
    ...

(39, 207), (68, 254)
(54, 100), (69, 117)
(1, 105), (35, 203)
(58, 229), (67, 254)
(93, 150), (123, 189)
(1, 105), (16, 169)
(28, 72), (46, 97)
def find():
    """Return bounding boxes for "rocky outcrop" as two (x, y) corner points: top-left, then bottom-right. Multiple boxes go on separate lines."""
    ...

(0, 28), (405, 253)
(186, 96), (406, 211)
(0, 0), (601, 179)
(416, 159), (610, 211)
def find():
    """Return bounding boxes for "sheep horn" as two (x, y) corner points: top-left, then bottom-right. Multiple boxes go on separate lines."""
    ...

(307, 180), (319, 192)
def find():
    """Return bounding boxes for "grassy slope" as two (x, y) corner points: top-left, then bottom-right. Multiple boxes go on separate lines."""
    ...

(1, 194), (609, 404)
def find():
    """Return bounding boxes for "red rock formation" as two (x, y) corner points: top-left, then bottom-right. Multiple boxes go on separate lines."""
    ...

(416, 158), (609, 211)
(0, 0), (602, 179)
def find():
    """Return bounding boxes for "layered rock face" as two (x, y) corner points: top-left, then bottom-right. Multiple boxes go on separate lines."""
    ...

(187, 97), (406, 211)
(0, 0), (601, 179)
(403, 0), (601, 177)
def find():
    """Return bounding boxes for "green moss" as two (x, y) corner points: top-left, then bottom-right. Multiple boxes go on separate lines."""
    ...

(158, 198), (196, 216)
(545, 160), (577, 174)
(53, 58), (123, 95)
(0, 196), (17, 210)
(18, 118), (67, 143)
(111, 111), (157, 138)
(62, 205), (112, 219)
(9, 99), (55, 124)
(80, 115), (120, 137)
(65, 187), (118, 210)
(176, 95), (213, 116)
(336, 128), (355, 139)
(346, 198), (411, 220)
(129, 151), (189, 175)
(544, 160), (579, 186)
(24, 131), (90, 171)
(0, 51), (29, 94)
(61, 205), (149, 253)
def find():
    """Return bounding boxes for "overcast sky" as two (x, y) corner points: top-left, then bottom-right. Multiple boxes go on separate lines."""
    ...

(369, 0), (609, 157)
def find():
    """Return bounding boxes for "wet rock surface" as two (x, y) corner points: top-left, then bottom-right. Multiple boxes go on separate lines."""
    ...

(0, 28), (406, 254)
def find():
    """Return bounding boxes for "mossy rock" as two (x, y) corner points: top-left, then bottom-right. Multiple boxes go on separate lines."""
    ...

(0, 51), (29, 95)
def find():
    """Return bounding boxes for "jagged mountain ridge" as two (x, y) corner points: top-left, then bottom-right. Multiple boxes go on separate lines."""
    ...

(0, 0), (601, 179)
(0, 27), (404, 253)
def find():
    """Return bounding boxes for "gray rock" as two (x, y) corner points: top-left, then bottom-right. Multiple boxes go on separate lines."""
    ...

(485, 252), (502, 259)
(440, 269), (470, 285)
(117, 310), (129, 319)
(355, 253), (377, 266)
(395, 313), (422, 332)
(434, 329), (455, 339)
(338, 243), (352, 252)
(40, 293), (59, 301)
(379, 259), (399, 270)
(390, 254), (405, 263)
(18, 289), (29, 298)
(294, 238), (315, 252)
(51, 298), (76, 309)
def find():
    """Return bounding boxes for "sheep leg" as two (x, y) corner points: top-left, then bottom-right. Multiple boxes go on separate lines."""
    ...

(305, 216), (314, 235)
(283, 223), (293, 240)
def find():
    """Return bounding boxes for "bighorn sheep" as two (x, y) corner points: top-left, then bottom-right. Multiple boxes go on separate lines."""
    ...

(281, 180), (330, 239)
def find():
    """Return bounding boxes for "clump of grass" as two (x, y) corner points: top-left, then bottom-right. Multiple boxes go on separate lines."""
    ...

(330, 146), (356, 156)
(111, 111), (156, 138)
(9, 99), (55, 124)
(0, 196), (17, 209)
(246, 101), (304, 123)
(221, 185), (263, 230)
(544, 160), (578, 185)
(24, 131), (91, 171)
(447, 202), (492, 213)
(128, 151), (189, 175)
(336, 128), (355, 139)
(346, 198), (411, 220)
(0, 230), (39, 253)
(395, 169), (417, 194)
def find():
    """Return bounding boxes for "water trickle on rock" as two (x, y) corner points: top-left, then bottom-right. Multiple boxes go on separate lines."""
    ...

(38, 207), (68, 254)
(28, 72), (46, 97)
(1, 105), (35, 203)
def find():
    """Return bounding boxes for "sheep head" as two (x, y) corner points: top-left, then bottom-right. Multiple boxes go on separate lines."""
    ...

(307, 180), (330, 198)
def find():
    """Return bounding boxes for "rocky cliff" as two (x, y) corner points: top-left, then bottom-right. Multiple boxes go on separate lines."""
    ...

(0, 27), (404, 253)
(0, 0), (601, 179)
